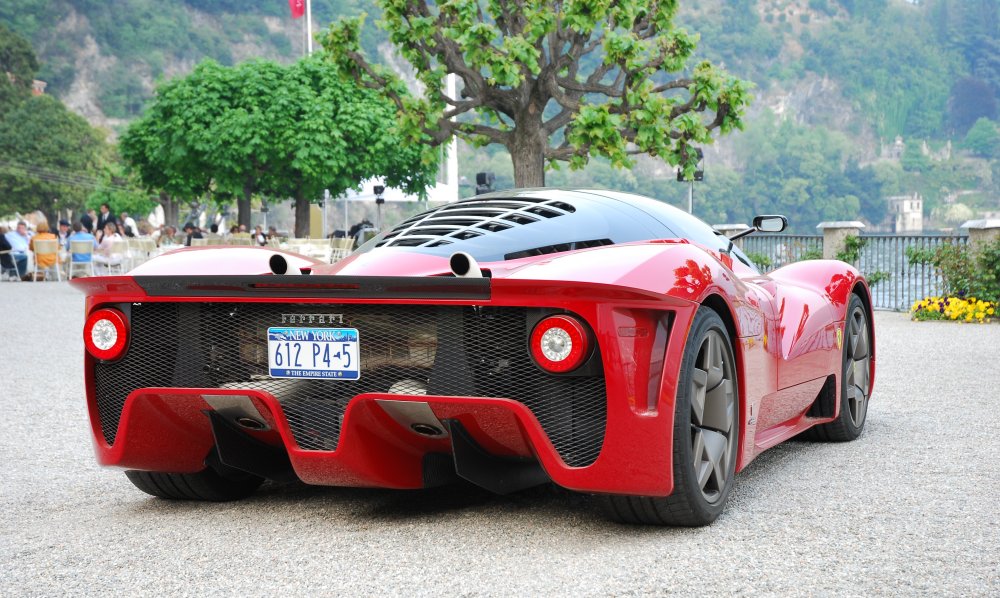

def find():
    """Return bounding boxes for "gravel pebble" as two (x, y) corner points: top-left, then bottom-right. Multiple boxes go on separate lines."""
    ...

(1, 283), (998, 596)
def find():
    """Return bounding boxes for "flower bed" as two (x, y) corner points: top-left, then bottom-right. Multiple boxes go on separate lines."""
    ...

(911, 296), (997, 323)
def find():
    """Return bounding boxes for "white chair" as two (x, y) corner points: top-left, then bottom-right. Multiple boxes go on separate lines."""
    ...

(93, 240), (126, 275)
(68, 240), (96, 279)
(31, 239), (62, 282)
(330, 237), (354, 262)
(1, 249), (23, 282)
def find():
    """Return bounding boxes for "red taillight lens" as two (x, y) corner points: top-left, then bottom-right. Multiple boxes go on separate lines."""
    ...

(530, 315), (590, 373)
(84, 308), (129, 361)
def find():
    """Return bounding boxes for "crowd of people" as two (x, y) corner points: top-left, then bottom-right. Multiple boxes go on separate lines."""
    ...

(1, 204), (294, 281)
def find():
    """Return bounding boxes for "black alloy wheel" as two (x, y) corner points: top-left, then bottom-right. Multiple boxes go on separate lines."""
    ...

(598, 306), (739, 526)
(807, 293), (872, 442)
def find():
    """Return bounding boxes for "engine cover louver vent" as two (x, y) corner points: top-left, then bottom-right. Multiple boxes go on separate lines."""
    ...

(376, 197), (576, 250)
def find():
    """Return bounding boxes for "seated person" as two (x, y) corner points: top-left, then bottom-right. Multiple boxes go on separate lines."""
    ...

(157, 225), (180, 247)
(68, 222), (98, 264)
(4, 221), (31, 278)
(183, 223), (203, 246)
(1, 226), (21, 279)
(28, 220), (59, 273)
(57, 219), (72, 250)
(93, 222), (124, 271)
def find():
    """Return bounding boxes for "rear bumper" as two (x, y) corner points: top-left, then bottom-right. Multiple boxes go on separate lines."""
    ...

(79, 276), (702, 497)
(90, 386), (677, 496)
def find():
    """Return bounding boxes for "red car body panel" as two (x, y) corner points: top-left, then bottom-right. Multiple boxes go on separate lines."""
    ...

(74, 234), (874, 498)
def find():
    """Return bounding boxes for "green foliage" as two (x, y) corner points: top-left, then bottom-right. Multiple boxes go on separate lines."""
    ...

(0, 94), (108, 218)
(835, 234), (866, 264)
(0, 23), (39, 115)
(803, 4), (960, 138)
(901, 142), (931, 172)
(905, 245), (936, 265)
(961, 118), (1000, 159)
(120, 56), (438, 234)
(800, 248), (824, 261)
(324, 0), (752, 187)
(865, 270), (891, 287)
(85, 156), (157, 219)
(913, 239), (1000, 303)
(744, 251), (773, 270)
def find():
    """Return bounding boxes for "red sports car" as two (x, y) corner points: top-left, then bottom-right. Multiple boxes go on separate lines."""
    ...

(73, 189), (875, 526)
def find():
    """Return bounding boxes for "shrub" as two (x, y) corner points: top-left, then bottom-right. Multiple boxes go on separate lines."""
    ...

(907, 238), (1000, 303)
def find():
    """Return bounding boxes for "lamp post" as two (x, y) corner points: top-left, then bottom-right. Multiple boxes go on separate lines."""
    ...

(475, 172), (495, 195)
(373, 185), (385, 231)
(677, 148), (704, 214)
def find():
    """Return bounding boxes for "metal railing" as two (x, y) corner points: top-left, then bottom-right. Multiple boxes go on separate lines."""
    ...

(742, 233), (968, 311)
(740, 234), (823, 271)
(858, 234), (968, 312)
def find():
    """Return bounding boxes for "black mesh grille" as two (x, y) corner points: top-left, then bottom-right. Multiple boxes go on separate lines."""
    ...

(93, 302), (607, 467)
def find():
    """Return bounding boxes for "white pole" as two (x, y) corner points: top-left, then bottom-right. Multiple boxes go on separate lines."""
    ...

(445, 74), (459, 201)
(322, 189), (329, 238)
(306, 0), (313, 55)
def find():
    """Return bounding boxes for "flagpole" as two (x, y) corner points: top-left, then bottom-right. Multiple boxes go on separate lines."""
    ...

(306, 0), (313, 55)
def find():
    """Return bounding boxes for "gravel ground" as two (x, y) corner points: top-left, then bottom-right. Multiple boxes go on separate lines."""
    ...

(1, 282), (997, 596)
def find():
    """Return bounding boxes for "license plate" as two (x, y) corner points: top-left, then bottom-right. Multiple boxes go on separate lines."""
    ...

(267, 327), (360, 380)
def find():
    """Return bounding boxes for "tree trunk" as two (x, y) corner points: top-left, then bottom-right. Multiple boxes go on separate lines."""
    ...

(294, 187), (310, 238)
(158, 191), (178, 227)
(239, 179), (253, 230)
(510, 124), (546, 188)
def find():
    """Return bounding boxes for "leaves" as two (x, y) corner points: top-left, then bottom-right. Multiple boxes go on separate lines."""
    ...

(120, 55), (440, 230)
(324, 0), (751, 186)
(0, 94), (109, 217)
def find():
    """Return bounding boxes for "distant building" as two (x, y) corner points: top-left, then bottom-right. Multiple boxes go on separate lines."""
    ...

(887, 193), (923, 233)
(32, 80), (46, 95)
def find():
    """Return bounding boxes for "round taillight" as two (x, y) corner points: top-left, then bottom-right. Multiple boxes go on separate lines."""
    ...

(530, 315), (590, 373)
(84, 308), (129, 361)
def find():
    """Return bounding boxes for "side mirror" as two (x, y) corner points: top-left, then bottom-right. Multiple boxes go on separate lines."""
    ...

(752, 215), (788, 233)
(727, 215), (790, 241)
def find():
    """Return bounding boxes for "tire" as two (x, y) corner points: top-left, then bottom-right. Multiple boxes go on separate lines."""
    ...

(124, 466), (263, 502)
(598, 306), (740, 526)
(804, 293), (872, 442)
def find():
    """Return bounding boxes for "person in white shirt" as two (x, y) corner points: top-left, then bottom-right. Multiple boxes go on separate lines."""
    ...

(93, 222), (123, 272)
(120, 212), (138, 237)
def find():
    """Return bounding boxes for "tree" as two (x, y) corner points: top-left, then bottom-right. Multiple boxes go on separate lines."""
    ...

(118, 72), (214, 228)
(961, 118), (1000, 159)
(949, 77), (998, 136)
(262, 56), (437, 237)
(0, 94), (108, 220)
(121, 56), (438, 236)
(0, 23), (39, 116)
(85, 156), (159, 225)
(323, 0), (752, 187)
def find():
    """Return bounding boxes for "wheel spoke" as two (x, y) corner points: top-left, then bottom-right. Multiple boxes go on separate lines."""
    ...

(852, 318), (869, 360)
(854, 358), (870, 394)
(690, 368), (708, 426)
(700, 428), (728, 492)
(702, 379), (734, 433)
(704, 334), (724, 388)
(851, 384), (868, 424)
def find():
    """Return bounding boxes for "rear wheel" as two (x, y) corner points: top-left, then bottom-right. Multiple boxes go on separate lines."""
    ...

(125, 466), (263, 502)
(598, 307), (739, 526)
(806, 294), (872, 441)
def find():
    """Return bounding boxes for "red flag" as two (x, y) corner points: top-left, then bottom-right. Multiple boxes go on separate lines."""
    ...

(288, 0), (305, 19)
